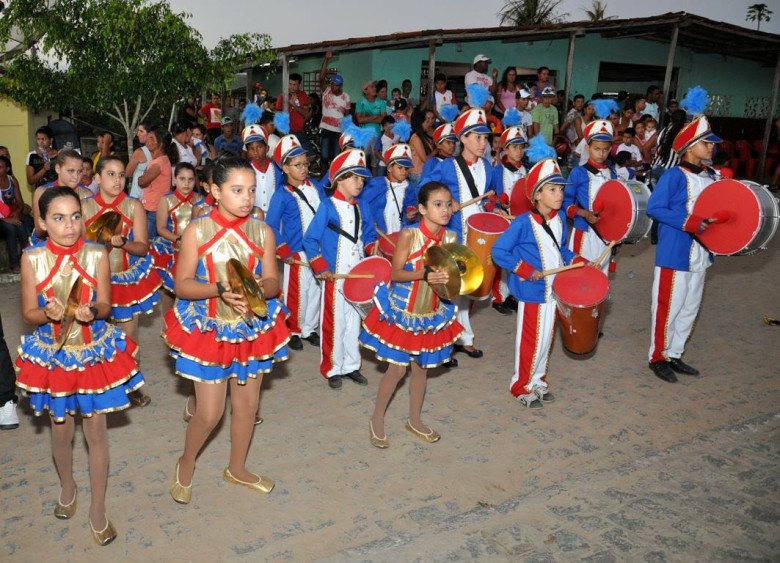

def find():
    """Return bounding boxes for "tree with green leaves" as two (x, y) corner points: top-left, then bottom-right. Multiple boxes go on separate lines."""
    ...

(497, 0), (568, 26)
(0, 0), (274, 151)
(583, 0), (616, 22)
(746, 3), (773, 31)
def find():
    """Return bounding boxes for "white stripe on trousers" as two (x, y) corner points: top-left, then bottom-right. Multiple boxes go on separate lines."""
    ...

(283, 258), (321, 337)
(454, 295), (474, 346)
(648, 266), (705, 363)
(320, 279), (362, 378)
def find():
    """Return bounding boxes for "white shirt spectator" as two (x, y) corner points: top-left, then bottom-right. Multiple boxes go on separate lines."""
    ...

(464, 70), (493, 107)
(617, 143), (642, 163)
(320, 87), (351, 133)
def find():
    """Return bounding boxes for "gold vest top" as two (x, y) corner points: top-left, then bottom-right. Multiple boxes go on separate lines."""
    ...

(164, 192), (203, 236)
(82, 193), (137, 273)
(192, 212), (267, 321)
(27, 240), (103, 346)
(403, 227), (458, 315)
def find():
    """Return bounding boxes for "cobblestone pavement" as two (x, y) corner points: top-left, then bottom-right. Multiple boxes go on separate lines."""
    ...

(1, 238), (778, 561)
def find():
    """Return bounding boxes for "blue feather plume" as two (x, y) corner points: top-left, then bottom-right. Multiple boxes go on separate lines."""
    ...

(502, 108), (521, 127)
(680, 86), (709, 116)
(241, 103), (263, 126)
(351, 126), (376, 150)
(591, 98), (619, 119)
(273, 112), (290, 135)
(439, 104), (460, 123)
(466, 84), (490, 108)
(526, 134), (557, 164)
(391, 120), (412, 142)
(341, 115), (356, 132)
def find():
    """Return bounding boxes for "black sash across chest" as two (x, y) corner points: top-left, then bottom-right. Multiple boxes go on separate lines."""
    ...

(327, 204), (360, 243)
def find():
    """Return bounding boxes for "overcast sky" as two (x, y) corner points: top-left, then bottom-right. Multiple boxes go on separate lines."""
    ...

(166, 0), (780, 48)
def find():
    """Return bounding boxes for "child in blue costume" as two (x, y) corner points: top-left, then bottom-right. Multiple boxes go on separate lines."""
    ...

(362, 143), (419, 235)
(81, 156), (161, 407)
(16, 187), (144, 546)
(361, 182), (464, 447)
(164, 156), (290, 504)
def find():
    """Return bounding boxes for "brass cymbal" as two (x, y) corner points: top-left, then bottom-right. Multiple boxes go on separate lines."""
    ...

(85, 212), (122, 246)
(424, 246), (461, 300)
(56, 277), (83, 351)
(441, 243), (484, 296)
(227, 258), (268, 320)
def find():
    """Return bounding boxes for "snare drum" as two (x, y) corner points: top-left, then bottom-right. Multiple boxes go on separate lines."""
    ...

(342, 256), (392, 318)
(693, 179), (779, 255)
(378, 231), (399, 261)
(592, 179), (652, 244)
(466, 212), (510, 299)
(553, 265), (610, 355)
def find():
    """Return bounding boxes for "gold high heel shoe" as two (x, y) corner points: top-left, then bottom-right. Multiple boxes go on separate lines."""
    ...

(170, 462), (192, 504)
(89, 516), (117, 546)
(54, 487), (77, 519)
(223, 468), (274, 494)
(369, 420), (389, 449)
(405, 420), (441, 443)
(182, 396), (194, 422)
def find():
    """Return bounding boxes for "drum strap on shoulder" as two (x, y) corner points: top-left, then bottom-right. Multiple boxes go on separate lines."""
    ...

(534, 211), (563, 255)
(455, 156), (480, 200)
(386, 178), (403, 224)
(326, 204), (360, 243)
(291, 185), (317, 215)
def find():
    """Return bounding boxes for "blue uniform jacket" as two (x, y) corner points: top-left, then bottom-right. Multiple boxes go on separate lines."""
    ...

(564, 164), (617, 232)
(361, 176), (419, 233)
(265, 178), (327, 259)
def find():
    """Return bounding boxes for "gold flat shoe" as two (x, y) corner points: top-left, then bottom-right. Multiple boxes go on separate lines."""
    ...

(89, 517), (117, 546)
(255, 415), (263, 426)
(406, 420), (441, 443)
(54, 487), (77, 519)
(223, 468), (274, 494)
(170, 463), (192, 504)
(129, 389), (151, 408)
(182, 396), (194, 423)
(369, 420), (389, 449)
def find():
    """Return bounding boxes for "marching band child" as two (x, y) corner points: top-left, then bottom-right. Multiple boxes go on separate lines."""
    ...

(149, 162), (203, 315)
(492, 156), (585, 409)
(81, 156), (160, 407)
(419, 122), (458, 181)
(303, 149), (378, 389)
(362, 143), (419, 235)
(16, 186), (145, 545)
(265, 134), (327, 351)
(646, 87), (719, 384)
(564, 100), (619, 274)
(164, 156), (290, 503)
(360, 181), (463, 447)
(243, 124), (282, 214)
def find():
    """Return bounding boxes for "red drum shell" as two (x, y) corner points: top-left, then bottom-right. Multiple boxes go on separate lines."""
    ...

(342, 256), (392, 306)
(553, 265), (610, 355)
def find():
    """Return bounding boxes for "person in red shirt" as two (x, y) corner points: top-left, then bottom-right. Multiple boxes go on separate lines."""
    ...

(199, 94), (222, 144)
(275, 73), (311, 149)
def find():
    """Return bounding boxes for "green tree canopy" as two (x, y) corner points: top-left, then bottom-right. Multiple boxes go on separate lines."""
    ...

(497, 0), (568, 26)
(0, 0), (274, 149)
(746, 3), (773, 31)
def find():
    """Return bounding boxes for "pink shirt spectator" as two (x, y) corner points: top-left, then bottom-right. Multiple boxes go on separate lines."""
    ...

(320, 87), (351, 133)
(141, 155), (171, 212)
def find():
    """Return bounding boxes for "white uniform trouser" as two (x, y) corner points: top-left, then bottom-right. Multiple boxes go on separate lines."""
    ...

(510, 300), (556, 397)
(454, 295), (475, 346)
(283, 254), (320, 337)
(569, 227), (609, 275)
(648, 266), (705, 363)
(320, 279), (361, 378)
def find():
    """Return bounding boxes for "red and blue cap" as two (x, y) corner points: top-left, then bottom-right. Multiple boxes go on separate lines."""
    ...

(525, 159), (568, 203)
(673, 116), (722, 155)
(383, 143), (413, 168)
(273, 134), (307, 167)
(242, 124), (267, 148)
(454, 108), (491, 138)
(583, 120), (613, 144)
(433, 123), (457, 145)
(499, 126), (527, 148)
(329, 149), (371, 183)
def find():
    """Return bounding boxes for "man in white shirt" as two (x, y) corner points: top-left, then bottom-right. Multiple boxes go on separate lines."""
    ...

(514, 89), (534, 139)
(464, 54), (497, 107)
(319, 51), (351, 169)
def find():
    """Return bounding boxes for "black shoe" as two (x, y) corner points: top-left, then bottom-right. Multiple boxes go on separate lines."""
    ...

(649, 361), (677, 383)
(669, 357), (700, 376)
(453, 344), (484, 359)
(327, 375), (342, 389)
(492, 302), (513, 315)
(288, 335), (303, 351)
(343, 370), (368, 385)
(505, 296), (519, 311)
(303, 333), (320, 346)
(443, 358), (458, 368)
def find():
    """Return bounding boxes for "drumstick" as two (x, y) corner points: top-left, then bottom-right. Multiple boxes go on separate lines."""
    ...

(290, 259), (311, 267)
(332, 273), (375, 280)
(375, 227), (397, 248)
(593, 240), (617, 268)
(541, 262), (585, 277)
(459, 190), (495, 210)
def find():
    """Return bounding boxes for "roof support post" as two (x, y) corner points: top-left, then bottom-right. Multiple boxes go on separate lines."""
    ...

(562, 31), (577, 124)
(427, 40), (437, 111)
(759, 49), (780, 181)
(280, 52), (289, 113)
(658, 23), (679, 126)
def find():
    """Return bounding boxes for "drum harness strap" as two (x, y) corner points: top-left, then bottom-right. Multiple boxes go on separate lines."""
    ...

(290, 185), (317, 215)
(679, 162), (717, 255)
(326, 204), (360, 244)
(533, 210), (566, 265)
(455, 156), (481, 200)
(386, 178), (403, 224)
(581, 163), (612, 246)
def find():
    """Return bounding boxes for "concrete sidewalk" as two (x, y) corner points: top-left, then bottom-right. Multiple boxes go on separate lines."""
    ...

(1, 237), (778, 561)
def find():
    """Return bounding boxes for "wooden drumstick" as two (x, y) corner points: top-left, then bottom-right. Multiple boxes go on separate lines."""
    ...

(459, 190), (495, 210)
(290, 259), (311, 267)
(333, 273), (375, 280)
(375, 227), (397, 248)
(593, 240), (617, 269)
(541, 261), (585, 277)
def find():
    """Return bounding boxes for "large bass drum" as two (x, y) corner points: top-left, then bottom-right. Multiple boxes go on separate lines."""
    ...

(592, 179), (652, 244)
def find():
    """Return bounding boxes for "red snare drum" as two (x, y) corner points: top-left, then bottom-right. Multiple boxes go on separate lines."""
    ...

(692, 179), (779, 255)
(378, 231), (399, 261)
(466, 212), (510, 300)
(553, 265), (609, 355)
(509, 178), (533, 217)
(342, 256), (392, 318)
(592, 179), (652, 243)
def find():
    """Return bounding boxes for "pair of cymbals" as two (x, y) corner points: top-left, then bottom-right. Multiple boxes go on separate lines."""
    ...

(423, 243), (484, 300)
(56, 278), (83, 351)
(85, 212), (122, 246)
(226, 258), (268, 320)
